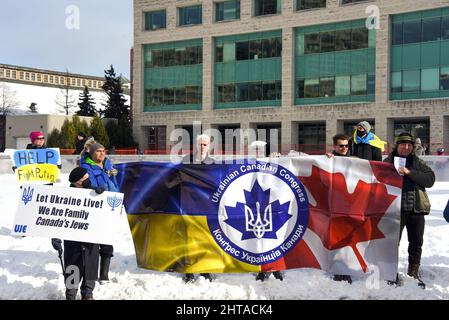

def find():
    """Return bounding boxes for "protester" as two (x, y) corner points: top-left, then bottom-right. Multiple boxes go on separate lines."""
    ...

(80, 141), (119, 284)
(325, 134), (353, 283)
(444, 199), (449, 223)
(26, 131), (46, 149)
(437, 148), (445, 155)
(349, 121), (385, 161)
(384, 132), (435, 289)
(73, 132), (87, 155)
(181, 134), (214, 283)
(414, 138), (426, 156)
(326, 134), (350, 158)
(51, 167), (101, 300)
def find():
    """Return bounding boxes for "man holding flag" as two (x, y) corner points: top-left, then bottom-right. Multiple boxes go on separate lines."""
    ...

(350, 121), (386, 161)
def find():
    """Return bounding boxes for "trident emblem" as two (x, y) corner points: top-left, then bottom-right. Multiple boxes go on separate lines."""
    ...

(107, 195), (123, 212)
(22, 187), (34, 205)
(244, 202), (272, 239)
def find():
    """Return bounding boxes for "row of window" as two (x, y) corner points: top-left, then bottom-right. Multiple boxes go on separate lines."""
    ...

(144, 0), (368, 31)
(216, 37), (282, 63)
(145, 86), (202, 106)
(145, 46), (203, 68)
(297, 74), (375, 98)
(392, 16), (449, 45)
(300, 27), (369, 55)
(0, 68), (104, 89)
(216, 81), (282, 103)
(391, 67), (449, 93)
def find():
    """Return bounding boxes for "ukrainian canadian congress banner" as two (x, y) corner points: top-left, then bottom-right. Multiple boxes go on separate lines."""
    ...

(116, 156), (403, 281)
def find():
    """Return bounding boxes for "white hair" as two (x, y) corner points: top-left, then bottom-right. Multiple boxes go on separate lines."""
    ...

(196, 134), (210, 143)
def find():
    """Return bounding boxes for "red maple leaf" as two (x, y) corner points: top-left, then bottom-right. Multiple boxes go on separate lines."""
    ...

(298, 165), (399, 272)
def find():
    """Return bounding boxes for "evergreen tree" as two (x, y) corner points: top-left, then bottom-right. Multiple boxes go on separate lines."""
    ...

(72, 114), (89, 136)
(47, 128), (62, 148)
(76, 86), (97, 116)
(60, 119), (77, 148)
(102, 65), (129, 119)
(88, 115), (109, 148)
(105, 116), (137, 148)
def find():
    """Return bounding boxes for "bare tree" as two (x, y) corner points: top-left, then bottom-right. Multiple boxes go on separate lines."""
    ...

(0, 82), (19, 115)
(55, 69), (77, 115)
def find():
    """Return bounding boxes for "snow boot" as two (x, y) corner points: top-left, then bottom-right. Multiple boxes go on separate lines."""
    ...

(99, 256), (111, 284)
(200, 273), (214, 282)
(387, 273), (403, 287)
(408, 264), (426, 289)
(255, 272), (270, 282)
(273, 271), (283, 281)
(183, 273), (196, 284)
(333, 274), (352, 284)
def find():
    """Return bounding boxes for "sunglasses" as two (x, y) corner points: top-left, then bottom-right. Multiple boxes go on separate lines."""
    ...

(339, 144), (349, 148)
(35, 137), (45, 140)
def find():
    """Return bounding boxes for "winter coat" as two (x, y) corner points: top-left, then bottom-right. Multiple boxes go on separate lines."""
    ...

(26, 144), (46, 149)
(73, 138), (86, 155)
(349, 139), (382, 161)
(80, 154), (119, 192)
(415, 145), (426, 156)
(444, 199), (449, 223)
(63, 183), (100, 281)
(384, 152), (435, 215)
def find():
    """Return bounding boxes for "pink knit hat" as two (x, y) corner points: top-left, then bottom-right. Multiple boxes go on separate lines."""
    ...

(29, 131), (44, 143)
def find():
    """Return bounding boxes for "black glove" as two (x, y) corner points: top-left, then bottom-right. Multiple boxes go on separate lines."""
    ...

(95, 187), (106, 194)
(51, 238), (62, 252)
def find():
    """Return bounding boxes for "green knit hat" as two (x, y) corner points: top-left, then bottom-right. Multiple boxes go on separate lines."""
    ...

(396, 132), (414, 145)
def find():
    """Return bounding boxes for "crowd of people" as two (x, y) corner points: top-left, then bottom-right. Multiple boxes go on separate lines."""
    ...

(23, 119), (442, 298)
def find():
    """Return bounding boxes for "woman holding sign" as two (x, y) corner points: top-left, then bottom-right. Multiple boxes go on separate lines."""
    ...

(80, 141), (119, 285)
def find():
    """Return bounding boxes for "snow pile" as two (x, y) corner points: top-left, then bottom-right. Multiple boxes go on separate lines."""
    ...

(0, 173), (448, 300)
(1, 81), (129, 116)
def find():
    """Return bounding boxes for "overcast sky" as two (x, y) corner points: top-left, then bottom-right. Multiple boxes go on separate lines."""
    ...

(0, 0), (133, 78)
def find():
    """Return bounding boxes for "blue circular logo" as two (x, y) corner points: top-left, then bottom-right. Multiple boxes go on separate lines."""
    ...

(208, 161), (309, 265)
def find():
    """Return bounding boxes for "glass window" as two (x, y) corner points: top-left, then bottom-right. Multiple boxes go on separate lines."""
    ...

(351, 74), (367, 95)
(394, 119), (429, 148)
(422, 18), (441, 42)
(342, 0), (368, 4)
(236, 41), (249, 60)
(421, 68), (439, 91)
(248, 83), (263, 101)
(179, 5), (202, 26)
(186, 46), (200, 65)
(402, 70), (420, 92)
(304, 78), (320, 98)
(217, 86), (224, 102)
(403, 21), (422, 44)
(441, 67), (449, 90)
(145, 10), (166, 31)
(335, 29), (352, 51)
(249, 39), (262, 60)
(335, 75), (351, 96)
(298, 123), (326, 154)
(175, 48), (187, 65)
(152, 50), (164, 67)
(442, 16), (449, 40)
(175, 87), (186, 104)
(216, 45), (224, 63)
(255, 0), (280, 16)
(223, 84), (236, 102)
(223, 43), (236, 62)
(262, 38), (273, 58)
(297, 0), (326, 10)
(351, 28), (368, 49)
(262, 82), (277, 100)
(391, 72), (402, 93)
(163, 88), (175, 105)
(237, 83), (249, 101)
(275, 81), (282, 99)
(392, 23), (403, 45)
(216, 0), (240, 22)
(186, 86), (201, 104)
(297, 80), (305, 98)
(304, 33), (320, 54)
(320, 31), (335, 53)
(367, 74), (375, 95)
(319, 77), (335, 97)
(163, 49), (176, 67)
(151, 88), (163, 106)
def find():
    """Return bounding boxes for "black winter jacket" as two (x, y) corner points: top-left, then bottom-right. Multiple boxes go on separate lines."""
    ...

(349, 139), (382, 161)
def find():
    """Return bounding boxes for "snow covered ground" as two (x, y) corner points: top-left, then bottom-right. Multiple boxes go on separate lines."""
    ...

(0, 173), (448, 300)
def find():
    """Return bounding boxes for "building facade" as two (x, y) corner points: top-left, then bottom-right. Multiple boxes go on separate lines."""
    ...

(133, 0), (449, 154)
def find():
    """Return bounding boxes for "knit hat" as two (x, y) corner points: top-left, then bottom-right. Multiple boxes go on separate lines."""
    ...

(78, 132), (87, 138)
(357, 121), (371, 133)
(396, 132), (414, 145)
(29, 131), (44, 143)
(415, 138), (422, 145)
(89, 142), (105, 154)
(69, 167), (88, 183)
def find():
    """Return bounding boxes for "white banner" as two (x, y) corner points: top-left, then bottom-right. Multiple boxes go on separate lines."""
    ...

(11, 184), (125, 245)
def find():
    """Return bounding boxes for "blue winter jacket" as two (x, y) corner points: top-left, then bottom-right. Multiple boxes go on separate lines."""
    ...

(80, 154), (119, 192)
(444, 199), (449, 223)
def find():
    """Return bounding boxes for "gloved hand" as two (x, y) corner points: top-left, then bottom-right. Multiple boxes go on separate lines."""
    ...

(95, 187), (106, 194)
(107, 168), (118, 177)
(51, 238), (62, 252)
